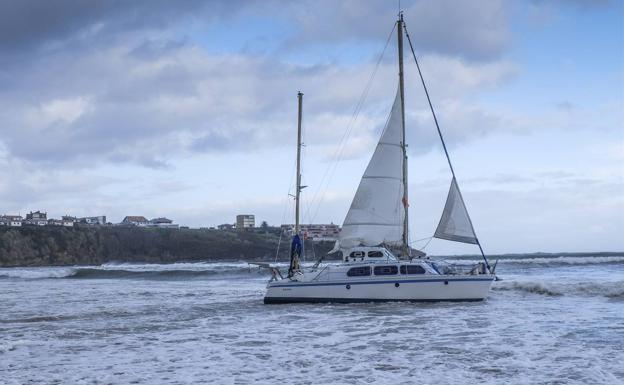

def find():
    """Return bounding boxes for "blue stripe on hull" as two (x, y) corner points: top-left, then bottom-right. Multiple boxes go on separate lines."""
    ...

(269, 277), (494, 288)
(264, 297), (486, 304)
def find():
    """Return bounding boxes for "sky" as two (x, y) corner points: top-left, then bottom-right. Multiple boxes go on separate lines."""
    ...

(0, 0), (622, 255)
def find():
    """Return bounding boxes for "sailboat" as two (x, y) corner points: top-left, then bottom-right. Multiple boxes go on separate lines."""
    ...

(264, 13), (496, 304)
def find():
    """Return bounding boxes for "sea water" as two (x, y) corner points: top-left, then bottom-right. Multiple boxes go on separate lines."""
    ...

(1, 255), (623, 385)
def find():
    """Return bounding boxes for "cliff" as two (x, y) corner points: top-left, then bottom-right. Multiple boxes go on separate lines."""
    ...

(0, 226), (335, 267)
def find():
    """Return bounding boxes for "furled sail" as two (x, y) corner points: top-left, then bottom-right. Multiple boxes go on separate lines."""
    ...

(335, 87), (405, 250)
(288, 234), (302, 277)
(434, 177), (478, 244)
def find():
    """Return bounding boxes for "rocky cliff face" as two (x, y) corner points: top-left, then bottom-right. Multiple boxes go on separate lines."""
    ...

(0, 226), (334, 267)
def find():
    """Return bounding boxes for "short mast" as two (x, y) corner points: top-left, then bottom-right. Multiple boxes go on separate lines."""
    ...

(397, 13), (409, 257)
(288, 91), (304, 278)
(295, 91), (303, 235)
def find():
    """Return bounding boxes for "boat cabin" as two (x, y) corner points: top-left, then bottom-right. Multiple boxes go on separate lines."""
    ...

(342, 247), (398, 263)
(344, 262), (439, 277)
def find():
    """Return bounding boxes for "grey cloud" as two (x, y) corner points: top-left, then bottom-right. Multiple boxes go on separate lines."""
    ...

(0, 1), (519, 170)
(281, 0), (510, 61)
(190, 132), (236, 153)
(404, 100), (507, 156)
(1, 45), (516, 168)
(0, 0), (243, 53)
(404, 0), (508, 61)
(0, 0), (510, 61)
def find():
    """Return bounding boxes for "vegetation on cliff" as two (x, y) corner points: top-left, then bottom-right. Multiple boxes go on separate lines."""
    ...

(0, 226), (334, 267)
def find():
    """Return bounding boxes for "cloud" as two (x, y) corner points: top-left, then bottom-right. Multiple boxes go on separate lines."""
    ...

(404, 0), (508, 60)
(0, 0), (523, 171)
(280, 0), (509, 61)
(0, 26), (519, 169)
(0, 0), (512, 61)
(0, 0), (245, 53)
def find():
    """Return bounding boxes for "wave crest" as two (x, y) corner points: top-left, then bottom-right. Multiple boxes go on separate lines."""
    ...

(444, 255), (624, 266)
(0, 262), (267, 280)
(494, 280), (624, 299)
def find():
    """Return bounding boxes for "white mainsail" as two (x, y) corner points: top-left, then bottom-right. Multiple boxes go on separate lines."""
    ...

(434, 177), (478, 244)
(335, 86), (405, 250)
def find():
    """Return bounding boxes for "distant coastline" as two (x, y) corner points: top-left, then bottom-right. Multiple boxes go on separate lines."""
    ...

(0, 226), (335, 267)
(0, 226), (620, 268)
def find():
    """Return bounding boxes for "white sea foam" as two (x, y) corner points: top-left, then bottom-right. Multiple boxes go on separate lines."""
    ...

(1, 262), (622, 384)
(0, 261), (293, 280)
(2, 255), (622, 281)
(494, 279), (624, 298)
(439, 255), (624, 266)
(0, 267), (78, 279)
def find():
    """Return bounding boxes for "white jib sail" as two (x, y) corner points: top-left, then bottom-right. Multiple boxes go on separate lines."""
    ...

(336, 87), (405, 250)
(434, 177), (478, 244)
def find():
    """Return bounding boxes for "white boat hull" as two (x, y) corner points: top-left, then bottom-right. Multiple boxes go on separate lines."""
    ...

(264, 275), (494, 304)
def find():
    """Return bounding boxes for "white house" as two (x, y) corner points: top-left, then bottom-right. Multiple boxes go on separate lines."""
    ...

(2, 215), (23, 227)
(80, 216), (106, 225)
(122, 216), (149, 226)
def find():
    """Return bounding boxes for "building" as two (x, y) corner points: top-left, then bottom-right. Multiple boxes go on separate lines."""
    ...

(281, 223), (341, 241)
(26, 211), (46, 220)
(57, 216), (76, 227)
(59, 216), (78, 227)
(47, 219), (64, 226)
(80, 216), (106, 225)
(217, 223), (235, 230)
(121, 216), (149, 226)
(149, 217), (178, 229)
(236, 215), (255, 229)
(2, 215), (23, 227)
(25, 211), (47, 226)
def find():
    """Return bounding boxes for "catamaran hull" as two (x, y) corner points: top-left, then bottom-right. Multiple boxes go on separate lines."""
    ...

(264, 276), (494, 304)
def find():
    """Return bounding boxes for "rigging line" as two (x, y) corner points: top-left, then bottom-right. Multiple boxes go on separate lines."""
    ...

(276, 151), (298, 262)
(403, 21), (491, 271)
(305, 23), (397, 224)
(274, 228), (283, 263)
(402, 23), (456, 179)
(409, 236), (433, 245)
(307, 25), (395, 224)
(421, 236), (433, 251)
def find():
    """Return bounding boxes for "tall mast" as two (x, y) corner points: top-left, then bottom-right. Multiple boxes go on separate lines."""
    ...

(295, 91), (303, 235)
(397, 13), (409, 256)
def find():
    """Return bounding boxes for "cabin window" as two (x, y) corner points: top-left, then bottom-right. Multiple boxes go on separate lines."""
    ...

(400, 265), (426, 275)
(346, 266), (371, 277)
(368, 251), (384, 259)
(349, 251), (365, 259)
(373, 265), (398, 275)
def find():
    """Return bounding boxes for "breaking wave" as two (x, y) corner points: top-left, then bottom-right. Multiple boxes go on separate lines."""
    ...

(1, 255), (622, 280)
(494, 280), (624, 299)
(439, 255), (624, 267)
(0, 262), (272, 280)
(0, 267), (78, 279)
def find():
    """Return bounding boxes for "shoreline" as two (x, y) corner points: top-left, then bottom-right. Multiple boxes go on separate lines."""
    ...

(0, 226), (336, 268)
